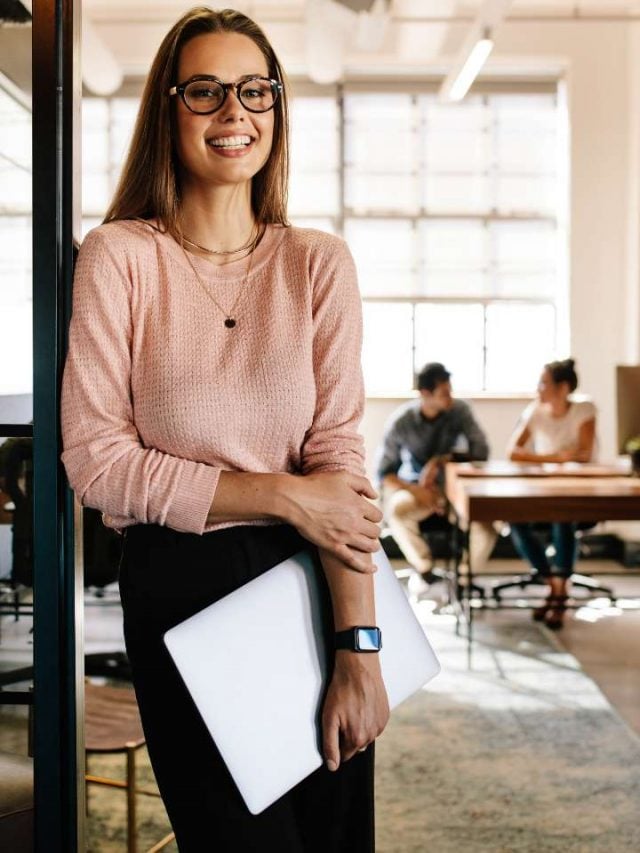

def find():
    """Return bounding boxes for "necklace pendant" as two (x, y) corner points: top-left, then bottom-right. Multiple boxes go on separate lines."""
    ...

(225, 318), (237, 329)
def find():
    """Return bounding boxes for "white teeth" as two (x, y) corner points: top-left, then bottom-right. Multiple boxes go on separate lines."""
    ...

(208, 135), (252, 148)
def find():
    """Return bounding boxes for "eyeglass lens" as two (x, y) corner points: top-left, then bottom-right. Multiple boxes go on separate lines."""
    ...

(183, 79), (277, 113)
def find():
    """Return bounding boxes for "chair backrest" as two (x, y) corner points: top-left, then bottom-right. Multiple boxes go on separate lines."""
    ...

(0, 438), (33, 586)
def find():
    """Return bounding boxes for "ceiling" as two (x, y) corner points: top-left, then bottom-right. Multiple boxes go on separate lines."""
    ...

(2, 0), (640, 95)
(80, 0), (640, 80)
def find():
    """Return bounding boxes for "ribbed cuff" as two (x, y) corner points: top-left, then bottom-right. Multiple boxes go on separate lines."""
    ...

(166, 461), (221, 534)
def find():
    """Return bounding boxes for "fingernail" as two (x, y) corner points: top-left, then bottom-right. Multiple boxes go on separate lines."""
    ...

(326, 759), (337, 772)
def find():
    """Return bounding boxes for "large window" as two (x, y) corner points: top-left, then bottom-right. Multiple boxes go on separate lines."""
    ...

(291, 87), (567, 396)
(81, 83), (568, 396)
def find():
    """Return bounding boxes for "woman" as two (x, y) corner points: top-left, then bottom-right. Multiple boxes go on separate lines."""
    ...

(507, 358), (597, 629)
(61, 7), (389, 850)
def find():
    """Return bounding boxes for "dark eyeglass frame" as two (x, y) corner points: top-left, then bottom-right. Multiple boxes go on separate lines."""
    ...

(168, 75), (283, 114)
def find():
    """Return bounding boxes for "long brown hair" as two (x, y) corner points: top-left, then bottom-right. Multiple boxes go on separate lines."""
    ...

(103, 7), (290, 236)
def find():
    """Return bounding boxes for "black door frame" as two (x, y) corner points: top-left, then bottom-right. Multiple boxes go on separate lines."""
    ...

(32, 0), (83, 849)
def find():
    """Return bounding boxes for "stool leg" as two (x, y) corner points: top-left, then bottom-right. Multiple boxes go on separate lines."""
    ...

(126, 746), (137, 853)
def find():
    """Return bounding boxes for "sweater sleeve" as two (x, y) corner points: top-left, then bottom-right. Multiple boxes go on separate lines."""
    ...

(60, 228), (220, 534)
(300, 238), (366, 477)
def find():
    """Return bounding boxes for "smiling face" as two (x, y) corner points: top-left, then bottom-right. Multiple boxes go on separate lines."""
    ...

(173, 31), (275, 191)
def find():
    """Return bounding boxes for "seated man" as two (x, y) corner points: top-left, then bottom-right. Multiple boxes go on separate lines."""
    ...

(375, 362), (489, 580)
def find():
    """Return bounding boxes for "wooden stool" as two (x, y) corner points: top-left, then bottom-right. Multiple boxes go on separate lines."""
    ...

(0, 752), (33, 851)
(85, 682), (175, 853)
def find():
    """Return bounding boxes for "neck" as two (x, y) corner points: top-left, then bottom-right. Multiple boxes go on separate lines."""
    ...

(549, 398), (570, 417)
(179, 181), (256, 258)
(420, 401), (439, 420)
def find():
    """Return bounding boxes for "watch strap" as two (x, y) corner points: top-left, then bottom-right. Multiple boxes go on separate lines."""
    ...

(334, 626), (382, 653)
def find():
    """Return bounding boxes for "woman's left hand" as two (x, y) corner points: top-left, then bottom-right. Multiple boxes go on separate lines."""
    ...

(322, 652), (390, 771)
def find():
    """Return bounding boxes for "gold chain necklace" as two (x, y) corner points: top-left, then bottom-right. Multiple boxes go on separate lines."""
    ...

(180, 238), (256, 329)
(180, 223), (260, 257)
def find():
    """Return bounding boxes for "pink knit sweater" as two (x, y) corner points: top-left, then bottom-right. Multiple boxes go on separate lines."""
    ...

(61, 220), (366, 535)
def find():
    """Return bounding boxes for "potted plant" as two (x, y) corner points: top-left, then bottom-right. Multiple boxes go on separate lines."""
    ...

(625, 436), (640, 476)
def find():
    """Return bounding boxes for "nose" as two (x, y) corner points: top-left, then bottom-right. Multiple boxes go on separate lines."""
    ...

(217, 87), (245, 122)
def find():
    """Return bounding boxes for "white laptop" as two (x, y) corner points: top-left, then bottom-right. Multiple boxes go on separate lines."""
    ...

(164, 547), (440, 815)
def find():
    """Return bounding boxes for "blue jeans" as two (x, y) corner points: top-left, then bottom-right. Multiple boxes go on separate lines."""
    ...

(510, 522), (578, 579)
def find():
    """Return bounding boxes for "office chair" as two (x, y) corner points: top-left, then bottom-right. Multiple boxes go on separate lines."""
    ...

(491, 522), (615, 603)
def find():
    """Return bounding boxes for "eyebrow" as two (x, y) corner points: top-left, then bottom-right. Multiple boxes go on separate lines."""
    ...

(183, 73), (269, 83)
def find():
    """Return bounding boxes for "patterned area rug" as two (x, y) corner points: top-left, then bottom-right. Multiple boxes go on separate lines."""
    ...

(2, 608), (640, 852)
(375, 604), (640, 852)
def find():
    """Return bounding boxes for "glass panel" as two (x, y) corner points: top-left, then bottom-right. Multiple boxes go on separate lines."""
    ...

(491, 220), (557, 273)
(344, 219), (415, 296)
(495, 175), (558, 217)
(420, 95), (490, 214)
(289, 172), (339, 216)
(420, 94), (487, 132)
(0, 50), (34, 797)
(110, 97), (139, 170)
(422, 174), (490, 215)
(289, 217), (336, 234)
(485, 303), (556, 392)
(82, 98), (110, 216)
(492, 93), (557, 157)
(495, 127), (557, 174)
(423, 271), (487, 298)
(344, 93), (416, 173)
(420, 220), (487, 271)
(81, 172), (111, 216)
(0, 83), (32, 409)
(0, 302), (32, 397)
(492, 272), (557, 299)
(289, 97), (339, 218)
(414, 304), (485, 393)
(362, 302), (414, 395)
(345, 173), (419, 214)
(0, 433), (34, 758)
(421, 98), (489, 172)
(81, 217), (104, 239)
(290, 97), (339, 171)
(0, 89), (31, 211)
(344, 93), (419, 213)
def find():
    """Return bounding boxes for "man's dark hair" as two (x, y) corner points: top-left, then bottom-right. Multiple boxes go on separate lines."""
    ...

(416, 362), (451, 393)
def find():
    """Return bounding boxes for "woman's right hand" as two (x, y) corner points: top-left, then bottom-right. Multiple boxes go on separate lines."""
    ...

(281, 471), (382, 572)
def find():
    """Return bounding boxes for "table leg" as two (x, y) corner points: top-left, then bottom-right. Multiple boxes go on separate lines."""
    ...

(466, 524), (473, 666)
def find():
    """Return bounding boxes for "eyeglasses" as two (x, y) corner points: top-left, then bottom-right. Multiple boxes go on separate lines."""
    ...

(168, 75), (283, 115)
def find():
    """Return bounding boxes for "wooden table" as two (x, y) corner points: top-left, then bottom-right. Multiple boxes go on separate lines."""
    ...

(444, 461), (640, 654)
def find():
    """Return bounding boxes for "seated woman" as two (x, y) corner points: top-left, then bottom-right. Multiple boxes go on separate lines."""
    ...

(507, 358), (597, 629)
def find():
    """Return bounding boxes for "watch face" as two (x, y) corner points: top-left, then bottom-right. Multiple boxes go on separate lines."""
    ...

(356, 627), (382, 651)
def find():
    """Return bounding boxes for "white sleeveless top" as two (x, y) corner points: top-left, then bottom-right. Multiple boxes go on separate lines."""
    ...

(520, 399), (598, 461)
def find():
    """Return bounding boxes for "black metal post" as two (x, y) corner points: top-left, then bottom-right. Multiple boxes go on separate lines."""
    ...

(32, 0), (83, 850)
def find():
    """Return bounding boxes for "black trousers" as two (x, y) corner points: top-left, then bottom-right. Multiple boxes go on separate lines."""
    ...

(119, 523), (375, 852)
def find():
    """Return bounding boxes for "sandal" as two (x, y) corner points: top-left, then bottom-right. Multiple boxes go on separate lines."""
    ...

(544, 596), (567, 630)
(532, 597), (552, 622)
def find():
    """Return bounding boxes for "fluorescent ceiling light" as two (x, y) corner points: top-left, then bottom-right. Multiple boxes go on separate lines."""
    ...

(443, 31), (494, 102)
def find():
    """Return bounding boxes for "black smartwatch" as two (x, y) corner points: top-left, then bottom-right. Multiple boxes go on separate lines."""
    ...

(335, 626), (382, 653)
